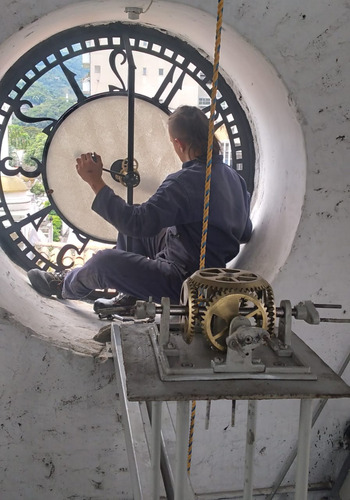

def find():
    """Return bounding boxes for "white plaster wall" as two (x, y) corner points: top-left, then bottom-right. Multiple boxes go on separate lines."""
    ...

(0, 310), (132, 500)
(0, 1), (349, 498)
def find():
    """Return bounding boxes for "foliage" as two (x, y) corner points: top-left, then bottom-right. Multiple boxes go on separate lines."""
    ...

(6, 55), (88, 242)
(50, 213), (63, 242)
(43, 201), (62, 242)
(7, 55), (89, 167)
(17, 96), (77, 126)
(8, 124), (30, 149)
(30, 180), (46, 196)
(24, 132), (47, 166)
(10, 55), (88, 130)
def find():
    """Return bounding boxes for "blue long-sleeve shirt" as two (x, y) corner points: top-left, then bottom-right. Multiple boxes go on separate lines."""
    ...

(92, 155), (252, 277)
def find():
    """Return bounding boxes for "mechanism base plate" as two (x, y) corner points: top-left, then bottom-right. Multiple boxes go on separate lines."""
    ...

(112, 322), (350, 402)
(150, 325), (317, 382)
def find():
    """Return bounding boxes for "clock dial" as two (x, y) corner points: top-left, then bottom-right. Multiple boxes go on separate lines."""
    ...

(0, 22), (255, 271)
(45, 95), (179, 242)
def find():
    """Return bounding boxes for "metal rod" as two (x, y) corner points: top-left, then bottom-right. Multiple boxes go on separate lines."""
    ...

(313, 304), (342, 309)
(162, 304), (345, 319)
(295, 399), (313, 500)
(123, 36), (136, 205)
(111, 327), (143, 500)
(231, 400), (236, 427)
(123, 36), (136, 252)
(205, 400), (211, 430)
(151, 402), (162, 499)
(192, 481), (333, 499)
(145, 401), (175, 500)
(99, 303), (348, 320)
(320, 318), (350, 323)
(243, 400), (257, 500)
(174, 401), (190, 500)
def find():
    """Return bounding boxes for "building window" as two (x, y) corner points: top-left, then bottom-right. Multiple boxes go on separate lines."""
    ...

(158, 68), (164, 76)
(142, 67), (147, 75)
(94, 65), (101, 74)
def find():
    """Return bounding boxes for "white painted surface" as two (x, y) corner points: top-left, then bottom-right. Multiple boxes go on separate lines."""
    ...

(0, 311), (132, 500)
(0, 1), (349, 498)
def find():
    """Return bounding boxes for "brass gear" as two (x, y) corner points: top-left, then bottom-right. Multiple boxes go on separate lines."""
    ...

(190, 268), (267, 291)
(181, 268), (276, 348)
(202, 292), (269, 352)
(264, 285), (276, 335)
(180, 279), (206, 344)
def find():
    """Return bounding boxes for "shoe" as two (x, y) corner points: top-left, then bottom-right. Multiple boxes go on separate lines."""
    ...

(93, 292), (137, 313)
(27, 269), (67, 298)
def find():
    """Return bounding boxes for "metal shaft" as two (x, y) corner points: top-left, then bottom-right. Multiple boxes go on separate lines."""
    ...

(151, 401), (162, 499)
(243, 400), (257, 500)
(295, 399), (313, 500)
(174, 401), (190, 500)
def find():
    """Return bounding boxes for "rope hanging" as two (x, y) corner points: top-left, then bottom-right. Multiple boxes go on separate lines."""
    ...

(199, 0), (224, 271)
(187, 0), (225, 475)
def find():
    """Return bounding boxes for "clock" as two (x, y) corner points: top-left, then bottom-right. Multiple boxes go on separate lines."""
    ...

(0, 22), (255, 272)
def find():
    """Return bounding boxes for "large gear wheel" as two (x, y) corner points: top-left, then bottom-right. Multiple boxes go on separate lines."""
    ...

(190, 268), (268, 291)
(203, 293), (269, 352)
(180, 268), (276, 348)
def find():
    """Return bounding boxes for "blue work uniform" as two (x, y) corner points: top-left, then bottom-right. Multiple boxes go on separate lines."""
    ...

(62, 155), (252, 303)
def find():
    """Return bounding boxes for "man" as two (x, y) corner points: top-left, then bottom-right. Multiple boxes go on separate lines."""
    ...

(28, 106), (252, 309)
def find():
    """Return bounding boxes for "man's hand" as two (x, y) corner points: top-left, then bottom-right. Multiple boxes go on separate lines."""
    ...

(76, 152), (106, 195)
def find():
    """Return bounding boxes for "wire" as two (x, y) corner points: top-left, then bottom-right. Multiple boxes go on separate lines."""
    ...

(142, 0), (154, 14)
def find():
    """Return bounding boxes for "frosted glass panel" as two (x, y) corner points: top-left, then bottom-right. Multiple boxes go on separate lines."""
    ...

(46, 96), (180, 242)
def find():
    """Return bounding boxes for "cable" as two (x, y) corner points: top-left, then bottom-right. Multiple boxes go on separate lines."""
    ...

(142, 0), (154, 14)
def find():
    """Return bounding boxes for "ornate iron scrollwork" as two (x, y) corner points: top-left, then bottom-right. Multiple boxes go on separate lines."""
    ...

(0, 22), (255, 272)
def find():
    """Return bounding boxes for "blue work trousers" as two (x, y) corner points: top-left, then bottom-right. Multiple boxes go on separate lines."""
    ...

(62, 231), (186, 303)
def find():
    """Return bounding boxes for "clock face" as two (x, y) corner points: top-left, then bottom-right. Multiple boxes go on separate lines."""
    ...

(0, 22), (255, 272)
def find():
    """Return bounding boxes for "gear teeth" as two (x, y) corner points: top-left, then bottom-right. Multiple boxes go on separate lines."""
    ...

(183, 268), (277, 351)
(202, 292), (269, 352)
(265, 285), (276, 334)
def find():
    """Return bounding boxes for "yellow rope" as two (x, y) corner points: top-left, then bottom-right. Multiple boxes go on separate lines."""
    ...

(187, 0), (224, 475)
(200, 0), (224, 270)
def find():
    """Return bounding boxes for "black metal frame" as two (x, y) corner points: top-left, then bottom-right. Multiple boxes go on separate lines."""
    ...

(0, 22), (255, 271)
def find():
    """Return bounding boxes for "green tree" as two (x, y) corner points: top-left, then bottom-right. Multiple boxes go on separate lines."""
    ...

(24, 81), (54, 105)
(50, 213), (63, 242)
(30, 179), (45, 196)
(24, 132), (47, 166)
(43, 201), (62, 242)
(8, 124), (30, 149)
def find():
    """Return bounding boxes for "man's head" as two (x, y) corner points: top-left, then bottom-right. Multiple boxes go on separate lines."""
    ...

(168, 105), (221, 162)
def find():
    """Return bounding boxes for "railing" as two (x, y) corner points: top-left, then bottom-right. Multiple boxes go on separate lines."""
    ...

(34, 242), (114, 269)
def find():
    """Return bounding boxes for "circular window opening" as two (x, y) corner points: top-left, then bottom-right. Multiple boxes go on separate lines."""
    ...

(0, 22), (255, 272)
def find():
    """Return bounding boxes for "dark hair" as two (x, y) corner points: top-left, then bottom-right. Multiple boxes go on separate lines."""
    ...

(168, 105), (221, 159)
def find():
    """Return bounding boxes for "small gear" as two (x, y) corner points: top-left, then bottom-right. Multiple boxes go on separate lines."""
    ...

(264, 285), (276, 335)
(202, 292), (269, 352)
(180, 279), (205, 344)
